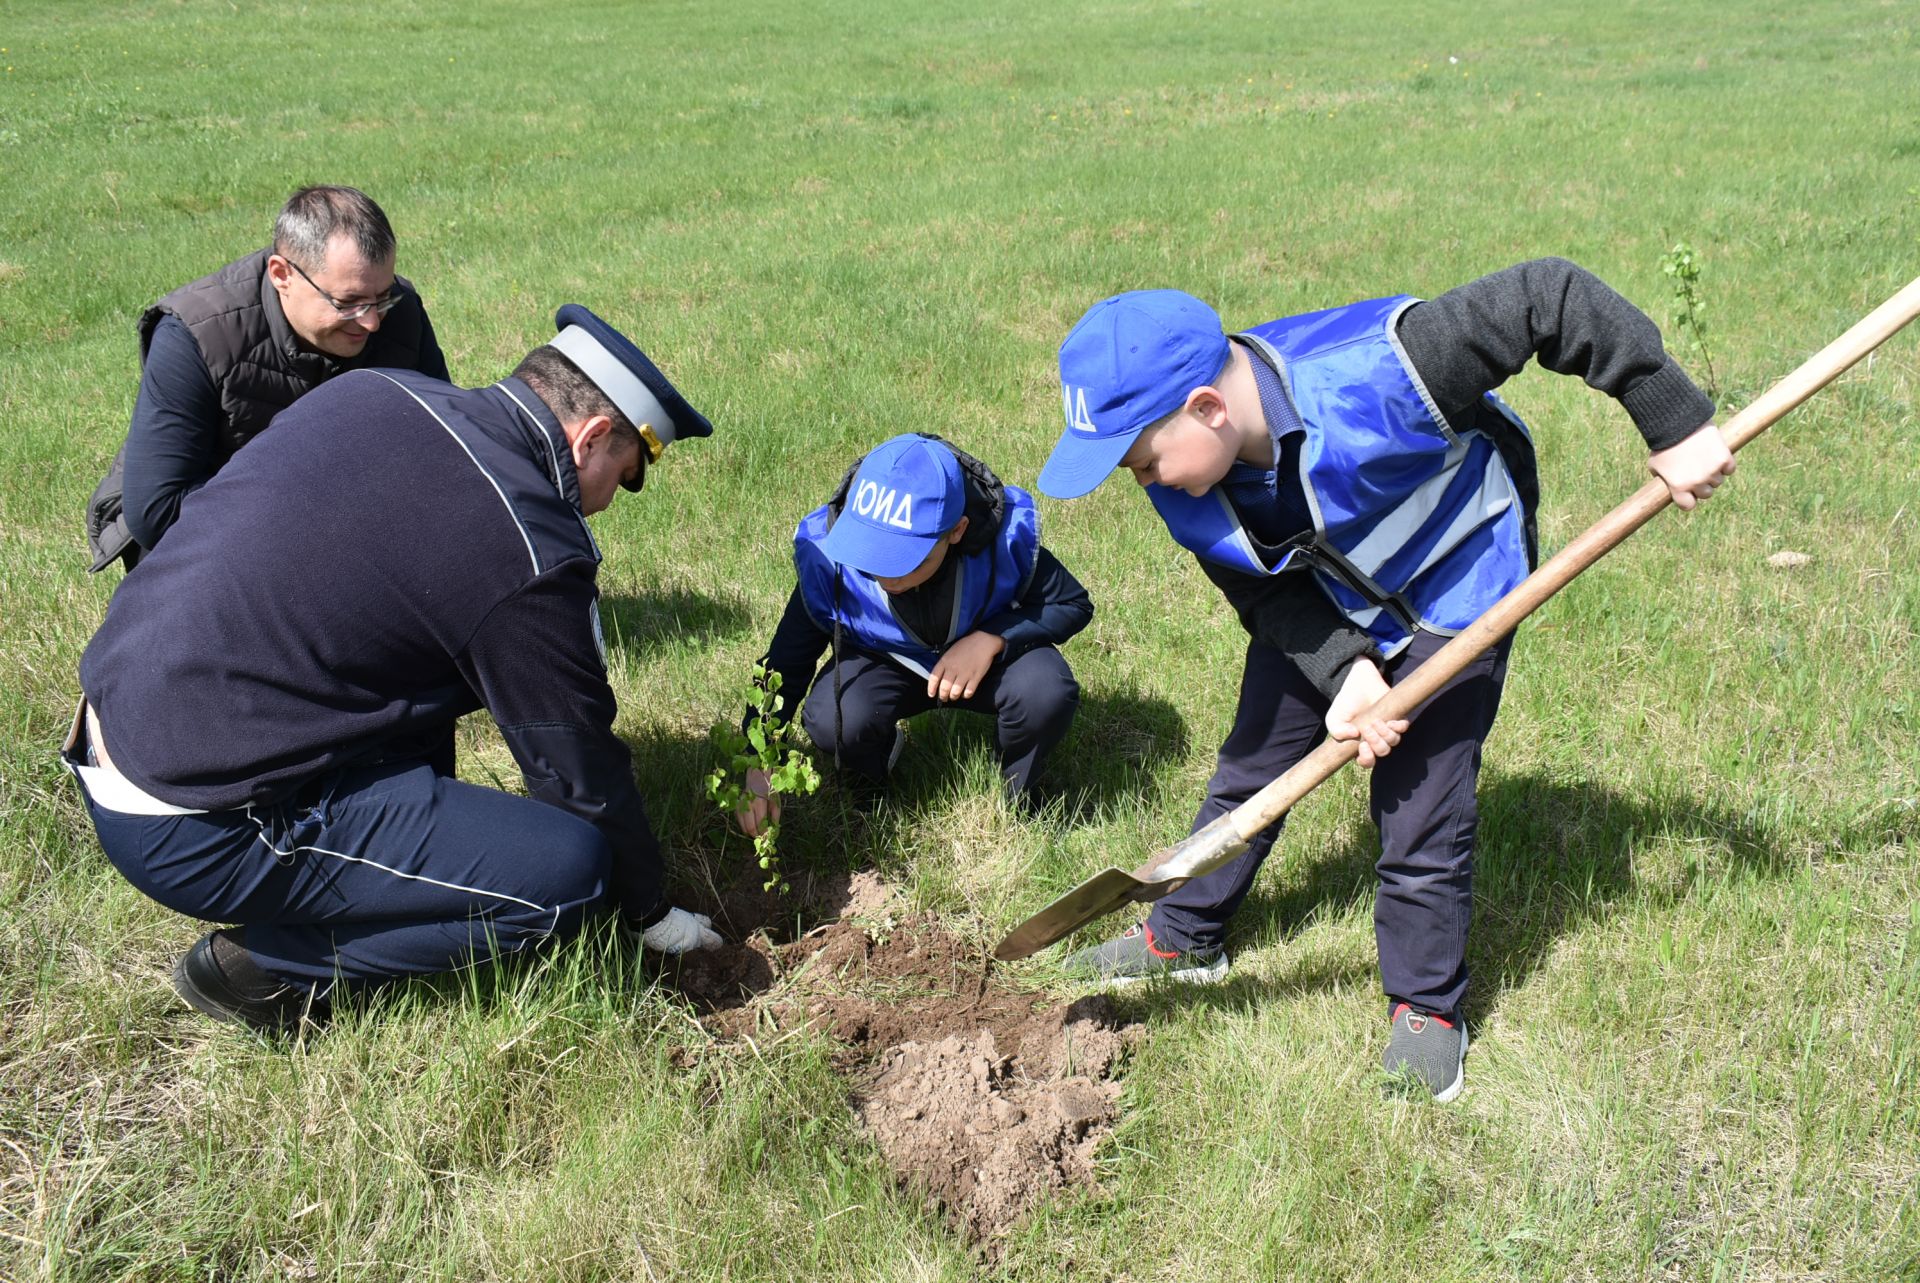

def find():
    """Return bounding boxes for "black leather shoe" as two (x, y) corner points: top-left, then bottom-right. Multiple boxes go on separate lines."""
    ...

(171, 929), (328, 1033)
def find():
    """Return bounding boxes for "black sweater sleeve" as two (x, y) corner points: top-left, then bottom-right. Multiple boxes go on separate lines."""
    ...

(978, 547), (1094, 658)
(750, 585), (832, 731)
(123, 315), (225, 551)
(1199, 559), (1378, 700)
(1395, 257), (1716, 450)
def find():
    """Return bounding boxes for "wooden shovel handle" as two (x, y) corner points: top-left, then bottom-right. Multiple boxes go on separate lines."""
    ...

(1215, 275), (1920, 847)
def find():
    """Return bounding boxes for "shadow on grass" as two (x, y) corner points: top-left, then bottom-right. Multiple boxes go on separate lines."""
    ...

(1463, 770), (1785, 1016)
(1044, 684), (1191, 815)
(598, 587), (750, 660)
(878, 681), (1190, 820)
(1173, 769), (1788, 1019)
(1104, 950), (1382, 1027)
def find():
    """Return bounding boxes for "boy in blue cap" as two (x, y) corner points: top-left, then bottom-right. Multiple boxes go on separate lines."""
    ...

(1038, 258), (1735, 1100)
(737, 433), (1091, 829)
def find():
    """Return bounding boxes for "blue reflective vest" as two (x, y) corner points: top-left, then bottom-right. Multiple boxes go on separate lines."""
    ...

(793, 487), (1042, 677)
(1147, 295), (1532, 658)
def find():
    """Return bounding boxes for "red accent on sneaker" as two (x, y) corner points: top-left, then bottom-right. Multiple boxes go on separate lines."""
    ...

(1391, 1002), (1454, 1029)
(1142, 925), (1182, 960)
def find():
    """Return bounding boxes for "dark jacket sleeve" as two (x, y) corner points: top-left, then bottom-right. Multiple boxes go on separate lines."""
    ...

(1395, 257), (1716, 450)
(1199, 559), (1378, 699)
(457, 559), (667, 927)
(749, 584), (830, 731)
(411, 305), (451, 382)
(978, 547), (1094, 659)
(122, 315), (224, 551)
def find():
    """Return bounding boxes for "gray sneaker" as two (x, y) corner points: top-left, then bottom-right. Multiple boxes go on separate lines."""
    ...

(1382, 1003), (1468, 1102)
(1061, 922), (1229, 988)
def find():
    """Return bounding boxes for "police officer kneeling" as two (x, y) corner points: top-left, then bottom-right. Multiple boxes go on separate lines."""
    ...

(67, 305), (721, 1032)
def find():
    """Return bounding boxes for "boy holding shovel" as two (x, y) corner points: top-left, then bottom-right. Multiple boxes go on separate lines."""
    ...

(1037, 258), (1733, 1100)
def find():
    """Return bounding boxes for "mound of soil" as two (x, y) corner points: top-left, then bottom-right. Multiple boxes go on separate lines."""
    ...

(654, 868), (1138, 1250)
(859, 1002), (1129, 1245)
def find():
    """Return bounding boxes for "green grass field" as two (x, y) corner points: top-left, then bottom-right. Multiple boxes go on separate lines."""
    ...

(4, 0), (1918, 1278)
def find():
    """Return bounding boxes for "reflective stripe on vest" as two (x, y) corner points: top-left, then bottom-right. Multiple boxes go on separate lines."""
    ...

(1147, 295), (1531, 657)
(793, 486), (1041, 674)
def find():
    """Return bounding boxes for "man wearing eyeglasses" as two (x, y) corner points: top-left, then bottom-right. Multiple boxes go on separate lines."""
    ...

(85, 185), (449, 572)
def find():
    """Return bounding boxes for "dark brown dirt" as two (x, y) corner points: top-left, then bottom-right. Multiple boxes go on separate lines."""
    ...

(652, 867), (1138, 1251)
(653, 867), (898, 1017)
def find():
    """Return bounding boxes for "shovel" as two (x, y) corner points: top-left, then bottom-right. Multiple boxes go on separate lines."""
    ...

(995, 276), (1920, 963)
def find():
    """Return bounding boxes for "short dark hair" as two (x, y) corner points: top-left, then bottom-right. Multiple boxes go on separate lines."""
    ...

(512, 345), (645, 469)
(272, 186), (396, 270)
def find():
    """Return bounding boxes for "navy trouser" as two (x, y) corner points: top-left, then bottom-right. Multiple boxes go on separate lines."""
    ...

(1147, 629), (1510, 1018)
(77, 757), (609, 989)
(801, 645), (1080, 797)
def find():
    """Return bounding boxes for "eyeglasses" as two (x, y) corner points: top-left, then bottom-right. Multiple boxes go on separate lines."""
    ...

(279, 255), (406, 321)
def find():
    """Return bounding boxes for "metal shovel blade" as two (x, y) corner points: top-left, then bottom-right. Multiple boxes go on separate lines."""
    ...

(991, 867), (1189, 961)
(992, 813), (1251, 961)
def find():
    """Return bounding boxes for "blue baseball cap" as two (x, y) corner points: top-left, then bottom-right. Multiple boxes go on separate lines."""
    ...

(1037, 289), (1231, 499)
(820, 434), (966, 578)
(551, 304), (711, 488)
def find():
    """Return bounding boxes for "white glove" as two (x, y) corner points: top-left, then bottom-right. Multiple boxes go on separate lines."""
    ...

(640, 907), (723, 954)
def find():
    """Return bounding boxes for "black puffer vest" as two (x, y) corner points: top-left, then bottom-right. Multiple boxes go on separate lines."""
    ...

(85, 248), (430, 571)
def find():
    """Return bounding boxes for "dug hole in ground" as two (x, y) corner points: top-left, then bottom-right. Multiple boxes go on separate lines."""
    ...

(654, 867), (1139, 1254)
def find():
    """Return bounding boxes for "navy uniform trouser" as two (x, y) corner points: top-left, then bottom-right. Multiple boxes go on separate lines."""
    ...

(74, 752), (610, 990)
(1147, 629), (1511, 1019)
(801, 645), (1080, 797)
